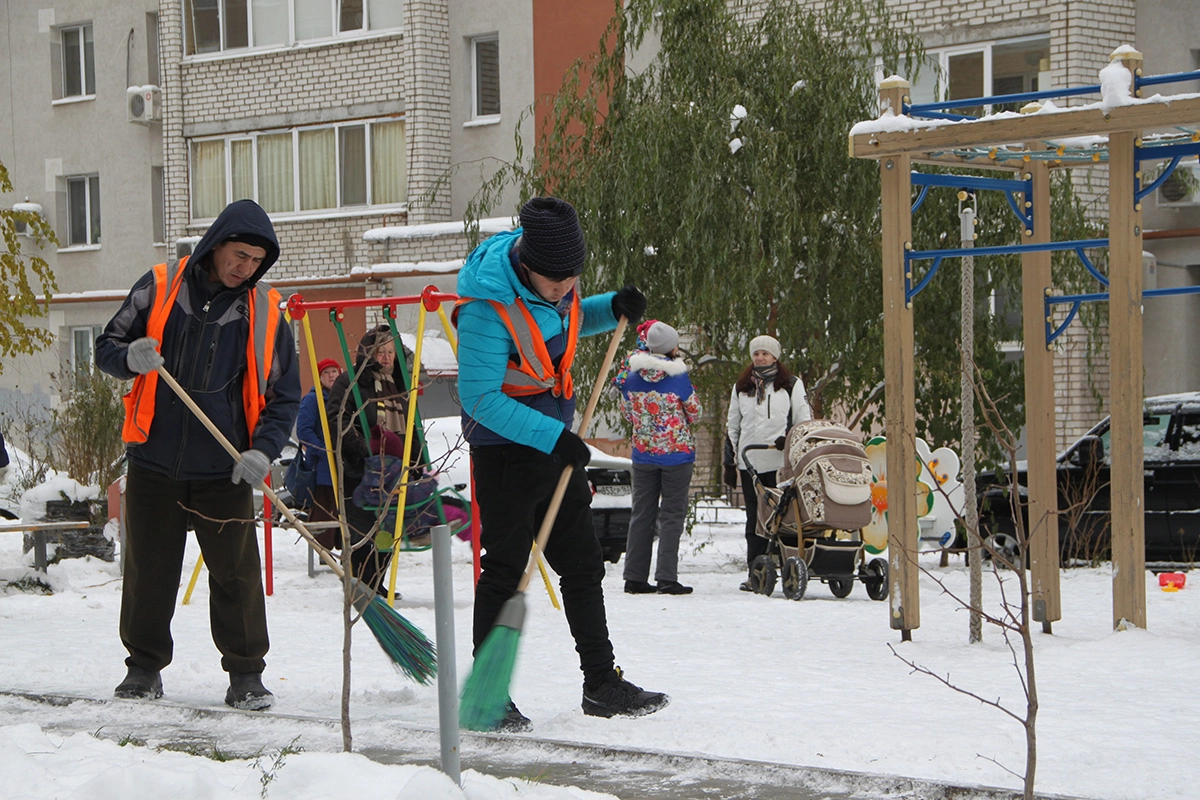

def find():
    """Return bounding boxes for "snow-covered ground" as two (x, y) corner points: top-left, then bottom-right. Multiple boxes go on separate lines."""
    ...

(1, 460), (1197, 800)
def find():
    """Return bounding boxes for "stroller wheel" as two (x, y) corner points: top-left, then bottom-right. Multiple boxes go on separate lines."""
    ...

(749, 555), (777, 596)
(781, 557), (808, 601)
(828, 577), (854, 598)
(864, 557), (889, 601)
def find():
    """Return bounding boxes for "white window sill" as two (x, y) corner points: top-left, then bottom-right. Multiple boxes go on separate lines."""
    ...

(52, 95), (96, 106)
(57, 244), (101, 253)
(464, 116), (501, 128)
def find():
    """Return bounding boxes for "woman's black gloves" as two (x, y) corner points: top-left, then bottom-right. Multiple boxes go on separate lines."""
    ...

(552, 429), (592, 469)
(723, 465), (739, 487)
(611, 284), (647, 324)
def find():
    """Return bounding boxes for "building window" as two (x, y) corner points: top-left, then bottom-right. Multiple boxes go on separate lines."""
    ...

(146, 13), (161, 86)
(189, 119), (407, 219)
(72, 326), (103, 373)
(472, 35), (500, 119)
(60, 24), (96, 98)
(65, 175), (101, 246)
(910, 35), (1050, 114)
(184, 0), (403, 55)
(151, 166), (166, 244)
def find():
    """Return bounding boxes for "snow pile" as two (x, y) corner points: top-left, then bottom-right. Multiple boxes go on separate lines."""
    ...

(1098, 59), (1134, 113)
(0, 724), (616, 800)
(17, 472), (100, 523)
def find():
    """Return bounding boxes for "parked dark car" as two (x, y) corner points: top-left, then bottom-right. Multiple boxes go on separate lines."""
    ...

(587, 460), (633, 563)
(978, 392), (1200, 565)
(422, 417), (633, 563)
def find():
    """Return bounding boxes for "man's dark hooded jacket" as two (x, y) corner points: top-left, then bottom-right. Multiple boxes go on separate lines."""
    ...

(96, 200), (300, 479)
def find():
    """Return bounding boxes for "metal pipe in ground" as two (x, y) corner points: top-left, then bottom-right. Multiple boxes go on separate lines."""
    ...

(431, 523), (461, 784)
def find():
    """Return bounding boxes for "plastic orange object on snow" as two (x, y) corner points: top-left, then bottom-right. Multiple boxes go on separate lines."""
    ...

(1158, 572), (1187, 591)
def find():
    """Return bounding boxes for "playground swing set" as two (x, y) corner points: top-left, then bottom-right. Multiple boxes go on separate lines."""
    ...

(183, 285), (560, 611)
(849, 46), (1200, 637)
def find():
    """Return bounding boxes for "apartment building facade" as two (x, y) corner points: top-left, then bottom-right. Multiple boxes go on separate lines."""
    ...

(1, 0), (614, 410)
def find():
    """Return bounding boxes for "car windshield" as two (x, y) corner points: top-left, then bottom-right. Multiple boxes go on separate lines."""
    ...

(1096, 413), (1171, 463)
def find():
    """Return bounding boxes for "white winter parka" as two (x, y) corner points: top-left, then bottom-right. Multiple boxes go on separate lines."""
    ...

(726, 377), (812, 473)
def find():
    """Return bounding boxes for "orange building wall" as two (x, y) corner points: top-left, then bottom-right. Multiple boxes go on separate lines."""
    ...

(531, 0), (619, 141)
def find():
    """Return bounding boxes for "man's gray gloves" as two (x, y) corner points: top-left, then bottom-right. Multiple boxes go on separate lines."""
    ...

(126, 337), (164, 375)
(232, 449), (271, 487)
(551, 429), (592, 470)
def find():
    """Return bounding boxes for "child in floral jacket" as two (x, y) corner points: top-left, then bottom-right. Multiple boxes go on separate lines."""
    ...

(613, 320), (702, 595)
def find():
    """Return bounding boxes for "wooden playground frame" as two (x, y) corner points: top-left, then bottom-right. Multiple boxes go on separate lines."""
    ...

(849, 47), (1200, 637)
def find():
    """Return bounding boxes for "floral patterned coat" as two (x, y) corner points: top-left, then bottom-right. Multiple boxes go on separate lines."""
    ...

(614, 352), (703, 466)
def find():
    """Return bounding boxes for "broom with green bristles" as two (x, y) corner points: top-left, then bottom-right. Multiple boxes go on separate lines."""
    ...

(156, 363), (436, 684)
(459, 316), (629, 731)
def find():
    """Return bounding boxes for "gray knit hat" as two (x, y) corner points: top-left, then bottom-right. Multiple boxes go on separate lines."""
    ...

(645, 322), (679, 356)
(518, 197), (587, 278)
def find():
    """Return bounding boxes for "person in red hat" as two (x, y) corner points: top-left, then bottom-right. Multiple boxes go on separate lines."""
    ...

(295, 357), (342, 545)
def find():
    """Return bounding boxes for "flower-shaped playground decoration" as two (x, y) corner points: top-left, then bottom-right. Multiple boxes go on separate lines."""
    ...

(915, 438), (965, 551)
(862, 436), (934, 554)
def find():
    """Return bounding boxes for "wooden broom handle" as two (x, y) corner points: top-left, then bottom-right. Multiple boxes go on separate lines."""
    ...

(155, 364), (348, 578)
(517, 316), (629, 592)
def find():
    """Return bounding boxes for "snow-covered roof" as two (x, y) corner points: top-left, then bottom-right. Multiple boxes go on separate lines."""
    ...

(363, 216), (516, 242)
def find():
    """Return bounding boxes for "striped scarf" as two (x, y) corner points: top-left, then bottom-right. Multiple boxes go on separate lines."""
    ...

(751, 363), (778, 403)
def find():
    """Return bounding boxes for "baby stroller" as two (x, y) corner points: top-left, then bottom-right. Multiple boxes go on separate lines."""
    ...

(741, 420), (888, 601)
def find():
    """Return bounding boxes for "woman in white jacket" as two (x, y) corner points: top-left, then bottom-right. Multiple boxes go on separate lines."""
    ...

(724, 335), (812, 590)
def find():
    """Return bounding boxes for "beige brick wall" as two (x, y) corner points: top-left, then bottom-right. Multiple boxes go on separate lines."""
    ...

(403, 0), (452, 224)
(161, 0), (457, 265)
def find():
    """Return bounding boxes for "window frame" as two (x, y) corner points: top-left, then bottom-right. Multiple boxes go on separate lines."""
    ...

(908, 34), (1050, 115)
(188, 118), (406, 221)
(182, 0), (403, 57)
(58, 23), (96, 100)
(71, 325), (104, 374)
(63, 174), (101, 248)
(470, 34), (501, 121)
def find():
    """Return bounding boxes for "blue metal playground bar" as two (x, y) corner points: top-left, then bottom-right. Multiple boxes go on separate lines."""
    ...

(1137, 69), (1200, 89)
(904, 238), (1109, 305)
(1046, 284), (1200, 346)
(910, 172), (1034, 245)
(907, 84), (1101, 119)
(905, 67), (1200, 121)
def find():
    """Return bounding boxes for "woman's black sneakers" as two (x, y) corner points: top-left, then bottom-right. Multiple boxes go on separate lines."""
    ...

(582, 668), (669, 718)
(624, 580), (657, 594)
(656, 581), (693, 595)
(497, 700), (533, 732)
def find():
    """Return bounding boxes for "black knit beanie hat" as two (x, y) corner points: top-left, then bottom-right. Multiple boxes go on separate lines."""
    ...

(518, 197), (587, 279)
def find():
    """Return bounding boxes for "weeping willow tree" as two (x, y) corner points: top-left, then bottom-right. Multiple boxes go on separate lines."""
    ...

(462, 0), (1102, 473)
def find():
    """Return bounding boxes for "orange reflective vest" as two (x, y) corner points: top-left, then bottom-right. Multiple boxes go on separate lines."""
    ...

(457, 293), (581, 399)
(122, 257), (283, 444)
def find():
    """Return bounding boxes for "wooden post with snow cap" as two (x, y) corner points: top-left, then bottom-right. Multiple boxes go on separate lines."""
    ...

(1107, 47), (1147, 630)
(1021, 107), (1062, 631)
(877, 76), (920, 638)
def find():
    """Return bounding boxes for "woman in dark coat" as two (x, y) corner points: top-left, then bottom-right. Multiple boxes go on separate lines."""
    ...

(325, 324), (420, 594)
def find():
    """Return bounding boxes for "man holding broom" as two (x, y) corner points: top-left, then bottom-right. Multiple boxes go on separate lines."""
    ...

(456, 196), (667, 731)
(96, 199), (299, 710)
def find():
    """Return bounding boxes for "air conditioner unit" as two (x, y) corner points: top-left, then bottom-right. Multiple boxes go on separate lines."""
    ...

(1156, 162), (1200, 207)
(127, 85), (161, 125)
